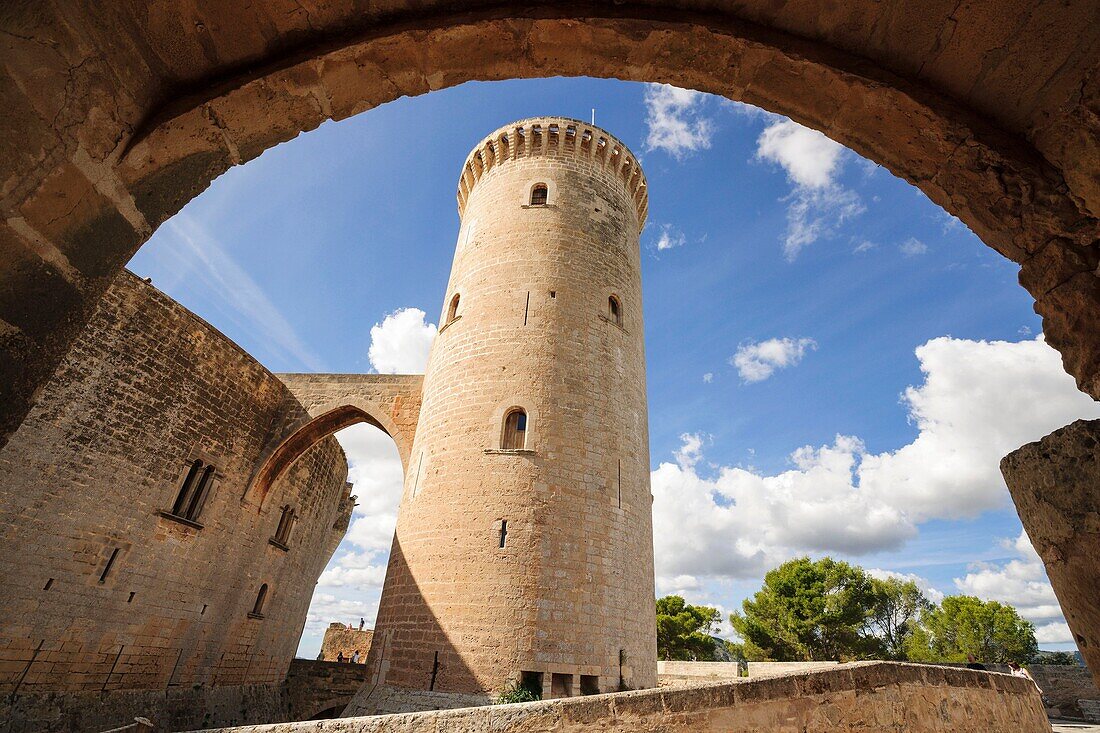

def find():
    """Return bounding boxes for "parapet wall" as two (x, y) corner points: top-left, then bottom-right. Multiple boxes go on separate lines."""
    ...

(456, 117), (648, 224)
(0, 272), (353, 732)
(193, 662), (1049, 733)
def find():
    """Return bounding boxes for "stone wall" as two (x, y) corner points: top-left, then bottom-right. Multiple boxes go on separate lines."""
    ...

(0, 272), (352, 732)
(192, 662), (1049, 733)
(285, 660), (372, 721)
(1030, 665), (1100, 722)
(318, 624), (375, 663)
(1002, 419), (1100, 686)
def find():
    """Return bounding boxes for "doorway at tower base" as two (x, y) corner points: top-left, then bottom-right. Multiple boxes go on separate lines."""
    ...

(343, 684), (490, 716)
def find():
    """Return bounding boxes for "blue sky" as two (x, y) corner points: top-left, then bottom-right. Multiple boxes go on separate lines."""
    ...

(128, 77), (1099, 658)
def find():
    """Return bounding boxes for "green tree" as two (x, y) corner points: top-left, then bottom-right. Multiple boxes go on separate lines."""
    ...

(864, 577), (933, 660)
(729, 557), (880, 661)
(656, 595), (722, 661)
(904, 595), (1038, 664)
(1033, 651), (1077, 665)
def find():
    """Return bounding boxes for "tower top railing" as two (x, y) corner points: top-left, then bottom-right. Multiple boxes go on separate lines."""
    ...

(456, 117), (648, 224)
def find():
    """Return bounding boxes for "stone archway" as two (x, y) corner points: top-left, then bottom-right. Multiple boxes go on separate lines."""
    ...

(2, 3), (1097, 452)
(247, 374), (423, 505)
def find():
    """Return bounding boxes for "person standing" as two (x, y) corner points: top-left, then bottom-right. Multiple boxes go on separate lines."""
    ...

(1008, 662), (1041, 693)
(965, 653), (986, 671)
(336, 651), (345, 663)
(352, 650), (361, 664)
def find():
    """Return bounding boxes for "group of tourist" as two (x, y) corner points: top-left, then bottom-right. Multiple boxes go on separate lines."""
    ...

(965, 655), (1042, 693)
(335, 650), (363, 664)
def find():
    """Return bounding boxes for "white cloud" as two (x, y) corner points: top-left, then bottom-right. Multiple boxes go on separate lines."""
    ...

(867, 568), (945, 604)
(643, 84), (714, 159)
(731, 337), (817, 383)
(652, 434), (916, 586)
(703, 372), (714, 383)
(653, 335), (1100, 593)
(953, 530), (1069, 641)
(653, 223), (687, 251)
(899, 237), (929, 256)
(753, 119), (865, 260)
(367, 308), (436, 374)
(857, 336), (1100, 521)
(853, 240), (877, 254)
(756, 120), (844, 189)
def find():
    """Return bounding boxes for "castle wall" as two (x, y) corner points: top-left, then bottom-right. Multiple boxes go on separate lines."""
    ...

(0, 272), (353, 731)
(318, 624), (374, 663)
(358, 118), (657, 712)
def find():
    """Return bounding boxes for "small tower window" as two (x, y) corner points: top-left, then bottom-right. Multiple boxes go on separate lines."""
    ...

(447, 293), (460, 324)
(529, 183), (548, 206)
(271, 505), (296, 548)
(250, 584), (268, 618)
(170, 460), (215, 523)
(502, 409), (528, 450)
(608, 295), (623, 326)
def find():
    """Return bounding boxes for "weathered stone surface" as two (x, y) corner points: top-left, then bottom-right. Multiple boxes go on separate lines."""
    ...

(192, 662), (1050, 733)
(285, 660), (373, 722)
(318, 624), (375, 664)
(0, 272), (353, 732)
(1002, 419), (1100, 688)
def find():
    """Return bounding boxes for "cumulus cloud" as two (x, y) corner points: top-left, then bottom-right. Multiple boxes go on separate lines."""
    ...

(653, 335), (1100, 592)
(953, 530), (1069, 642)
(754, 119), (865, 260)
(899, 237), (929, 256)
(867, 568), (945, 604)
(857, 336), (1100, 521)
(367, 308), (436, 374)
(731, 337), (817, 382)
(653, 223), (687, 251)
(703, 372), (714, 384)
(757, 120), (844, 189)
(643, 84), (714, 159)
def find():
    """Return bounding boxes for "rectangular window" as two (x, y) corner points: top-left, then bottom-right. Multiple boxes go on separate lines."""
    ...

(499, 519), (508, 548)
(580, 675), (599, 695)
(551, 673), (573, 698)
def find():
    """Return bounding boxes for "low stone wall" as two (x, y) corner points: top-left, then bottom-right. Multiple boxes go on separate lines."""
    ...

(192, 662), (1048, 733)
(285, 660), (372, 721)
(1030, 665), (1100, 721)
(657, 660), (741, 686)
(747, 661), (840, 677)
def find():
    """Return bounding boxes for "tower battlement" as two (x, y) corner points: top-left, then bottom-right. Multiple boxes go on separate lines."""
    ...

(456, 116), (648, 224)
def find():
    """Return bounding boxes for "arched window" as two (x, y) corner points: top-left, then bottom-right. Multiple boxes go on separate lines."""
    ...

(271, 505), (296, 547)
(502, 409), (528, 450)
(447, 293), (460, 324)
(251, 584), (268, 618)
(529, 183), (548, 206)
(170, 460), (215, 523)
(608, 295), (622, 326)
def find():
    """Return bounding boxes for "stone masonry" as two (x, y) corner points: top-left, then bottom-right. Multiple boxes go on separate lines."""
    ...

(351, 118), (657, 714)
(0, 273), (354, 732)
(319, 624), (375, 664)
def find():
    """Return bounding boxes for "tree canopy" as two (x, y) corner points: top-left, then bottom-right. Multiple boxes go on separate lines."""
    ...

(721, 557), (1039, 664)
(903, 595), (1038, 664)
(655, 595), (722, 661)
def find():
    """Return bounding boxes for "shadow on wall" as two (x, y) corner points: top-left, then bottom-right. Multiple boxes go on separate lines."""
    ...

(348, 537), (482, 715)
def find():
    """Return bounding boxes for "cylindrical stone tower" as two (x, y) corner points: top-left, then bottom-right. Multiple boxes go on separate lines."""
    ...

(364, 117), (656, 708)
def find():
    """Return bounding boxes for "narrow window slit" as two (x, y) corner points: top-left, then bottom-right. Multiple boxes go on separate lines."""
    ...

(617, 459), (622, 508)
(128, 591), (136, 603)
(429, 651), (441, 690)
(499, 519), (508, 548)
(99, 548), (120, 584)
(523, 291), (530, 326)
(201, 604), (208, 615)
(43, 578), (53, 591)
